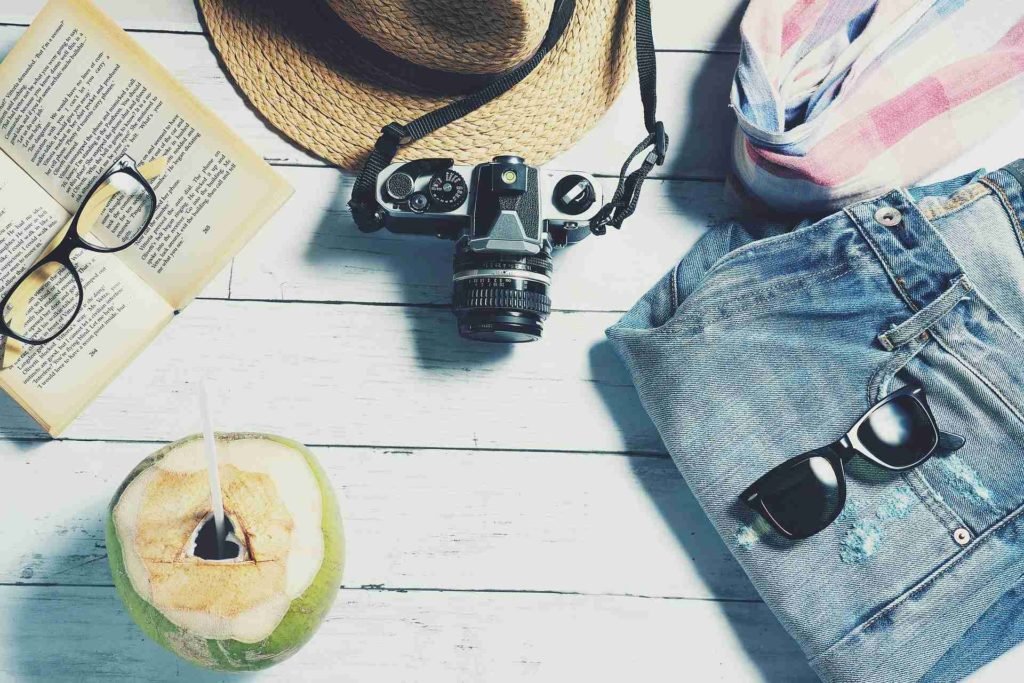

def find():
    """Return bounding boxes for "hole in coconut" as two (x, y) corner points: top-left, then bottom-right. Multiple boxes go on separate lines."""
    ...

(188, 513), (249, 562)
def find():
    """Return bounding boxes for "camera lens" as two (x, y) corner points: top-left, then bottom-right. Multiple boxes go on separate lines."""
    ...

(451, 244), (552, 343)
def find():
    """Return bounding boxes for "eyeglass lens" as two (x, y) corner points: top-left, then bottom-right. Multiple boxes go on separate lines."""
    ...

(758, 455), (843, 537)
(856, 395), (937, 468)
(1, 167), (156, 344)
(2, 261), (80, 343)
(78, 169), (155, 250)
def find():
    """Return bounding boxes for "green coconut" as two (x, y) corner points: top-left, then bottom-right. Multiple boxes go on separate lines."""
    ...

(106, 433), (344, 671)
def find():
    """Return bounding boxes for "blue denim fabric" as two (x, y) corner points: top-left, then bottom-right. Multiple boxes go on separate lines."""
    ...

(607, 163), (1024, 682)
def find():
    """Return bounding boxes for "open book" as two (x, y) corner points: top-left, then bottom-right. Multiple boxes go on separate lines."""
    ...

(0, 0), (292, 435)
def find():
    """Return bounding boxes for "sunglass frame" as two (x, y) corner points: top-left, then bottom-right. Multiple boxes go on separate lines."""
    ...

(740, 385), (940, 540)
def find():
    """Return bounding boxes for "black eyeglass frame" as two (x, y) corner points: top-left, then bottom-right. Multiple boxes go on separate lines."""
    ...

(0, 154), (157, 345)
(740, 385), (963, 540)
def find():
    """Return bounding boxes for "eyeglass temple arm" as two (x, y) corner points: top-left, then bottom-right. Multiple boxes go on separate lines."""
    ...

(0, 157), (168, 370)
(938, 431), (967, 452)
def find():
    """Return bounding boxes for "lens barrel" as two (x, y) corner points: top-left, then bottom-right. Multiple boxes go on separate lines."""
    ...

(452, 245), (552, 343)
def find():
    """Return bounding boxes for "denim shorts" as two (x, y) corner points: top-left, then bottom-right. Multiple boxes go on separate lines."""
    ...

(608, 162), (1024, 682)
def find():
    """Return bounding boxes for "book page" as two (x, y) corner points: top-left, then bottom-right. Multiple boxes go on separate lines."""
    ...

(0, 150), (68, 295)
(0, 149), (172, 435)
(0, 0), (292, 309)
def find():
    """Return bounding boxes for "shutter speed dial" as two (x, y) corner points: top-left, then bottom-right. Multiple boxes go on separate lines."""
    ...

(428, 170), (468, 211)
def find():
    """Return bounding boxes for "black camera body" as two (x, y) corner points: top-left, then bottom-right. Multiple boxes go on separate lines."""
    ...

(371, 155), (603, 342)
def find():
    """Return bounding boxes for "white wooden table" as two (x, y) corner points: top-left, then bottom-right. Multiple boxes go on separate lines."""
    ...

(0, 2), (1020, 681)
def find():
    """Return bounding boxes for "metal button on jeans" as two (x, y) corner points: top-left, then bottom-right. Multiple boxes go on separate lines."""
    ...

(953, 528), (972, 546)
(875, 207), (903, 227)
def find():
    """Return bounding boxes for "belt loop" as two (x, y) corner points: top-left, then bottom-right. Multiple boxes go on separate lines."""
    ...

(877, 276), (973, 351)
(1003, 159), (1024, 192)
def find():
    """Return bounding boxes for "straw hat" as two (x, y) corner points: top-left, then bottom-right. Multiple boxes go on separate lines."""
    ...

(197, 0), (635, 170)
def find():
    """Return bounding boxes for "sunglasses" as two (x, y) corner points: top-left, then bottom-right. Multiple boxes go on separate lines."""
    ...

(740, 385), (966, 540)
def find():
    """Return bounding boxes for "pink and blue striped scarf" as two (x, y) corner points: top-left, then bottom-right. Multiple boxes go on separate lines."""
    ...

(731, 0), (1024, 214)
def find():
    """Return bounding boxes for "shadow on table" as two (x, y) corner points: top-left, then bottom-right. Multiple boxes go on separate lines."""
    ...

(4, 499), (251, 682)
(589, 341), (816, 682)
(0, 391), (53, 448)
(302, 184), (516, 368)
(582, 6), (817, 678)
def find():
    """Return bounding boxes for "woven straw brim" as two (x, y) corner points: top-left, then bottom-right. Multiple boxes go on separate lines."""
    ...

(198, 0), (635, 170)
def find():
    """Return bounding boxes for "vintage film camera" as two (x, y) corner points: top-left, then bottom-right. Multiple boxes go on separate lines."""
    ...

(372, 155), (603, 343)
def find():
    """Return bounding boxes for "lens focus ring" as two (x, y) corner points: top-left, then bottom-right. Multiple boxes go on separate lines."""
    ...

(452, 253), (551, 274)
(451, 246), (554, 343)
(456, 288), (551, 316)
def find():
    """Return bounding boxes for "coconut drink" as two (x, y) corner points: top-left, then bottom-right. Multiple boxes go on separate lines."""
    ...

(106, 433), (344, 671)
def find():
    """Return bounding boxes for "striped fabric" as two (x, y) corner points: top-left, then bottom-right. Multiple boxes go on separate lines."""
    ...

(731, 0), (1024, 214)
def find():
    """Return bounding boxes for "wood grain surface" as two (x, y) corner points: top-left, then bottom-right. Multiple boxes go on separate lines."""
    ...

(1, 440), (757, 599)
(0, 0), (748, 51)
(5, 1), (1012, 681)
(0, 586), (811, 682)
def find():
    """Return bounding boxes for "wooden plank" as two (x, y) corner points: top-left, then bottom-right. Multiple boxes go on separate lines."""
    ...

(0, 0), (747, 52)
(0, 585), (813, 682)
(0, 440), (755, 600)
(228, 170), (725, 310)
(972, 649), (1024, 682)
(654, 0), (746, 52)
(0, 0), (202, 32)
(201, 262), (231, 299)
(0, 301), (665, 452)
(0, 29), (738, 179)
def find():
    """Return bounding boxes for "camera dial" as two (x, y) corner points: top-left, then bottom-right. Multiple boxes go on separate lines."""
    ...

(553, 174), (597, 215)
(428, 170), (468, 211)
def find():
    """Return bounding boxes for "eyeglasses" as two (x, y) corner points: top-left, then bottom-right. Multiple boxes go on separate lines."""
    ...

(740, 385), (966, 540)
(0, 154), (158, 345)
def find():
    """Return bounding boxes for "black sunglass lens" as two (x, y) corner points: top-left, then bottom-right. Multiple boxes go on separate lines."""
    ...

(758, 455), (843, 537)
(857, 395), (937, 468)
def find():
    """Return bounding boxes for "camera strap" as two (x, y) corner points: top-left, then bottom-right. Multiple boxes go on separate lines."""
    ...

(349, 0), (666, 236)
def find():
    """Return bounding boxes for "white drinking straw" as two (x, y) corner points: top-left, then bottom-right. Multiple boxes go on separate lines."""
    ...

(198, 379), (226, 560)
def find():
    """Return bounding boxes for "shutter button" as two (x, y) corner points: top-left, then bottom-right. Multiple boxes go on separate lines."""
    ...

(953, 528), (972, 546)
(875, 207), (903, 227)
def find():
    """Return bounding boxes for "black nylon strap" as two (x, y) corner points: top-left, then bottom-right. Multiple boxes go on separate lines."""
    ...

(350, 0), (665, 234)
(589, 0), (665, 234)
(403, 0), (575, 141)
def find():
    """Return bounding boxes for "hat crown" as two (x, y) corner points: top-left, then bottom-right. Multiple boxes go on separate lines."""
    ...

(326, 0), (554, 75)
